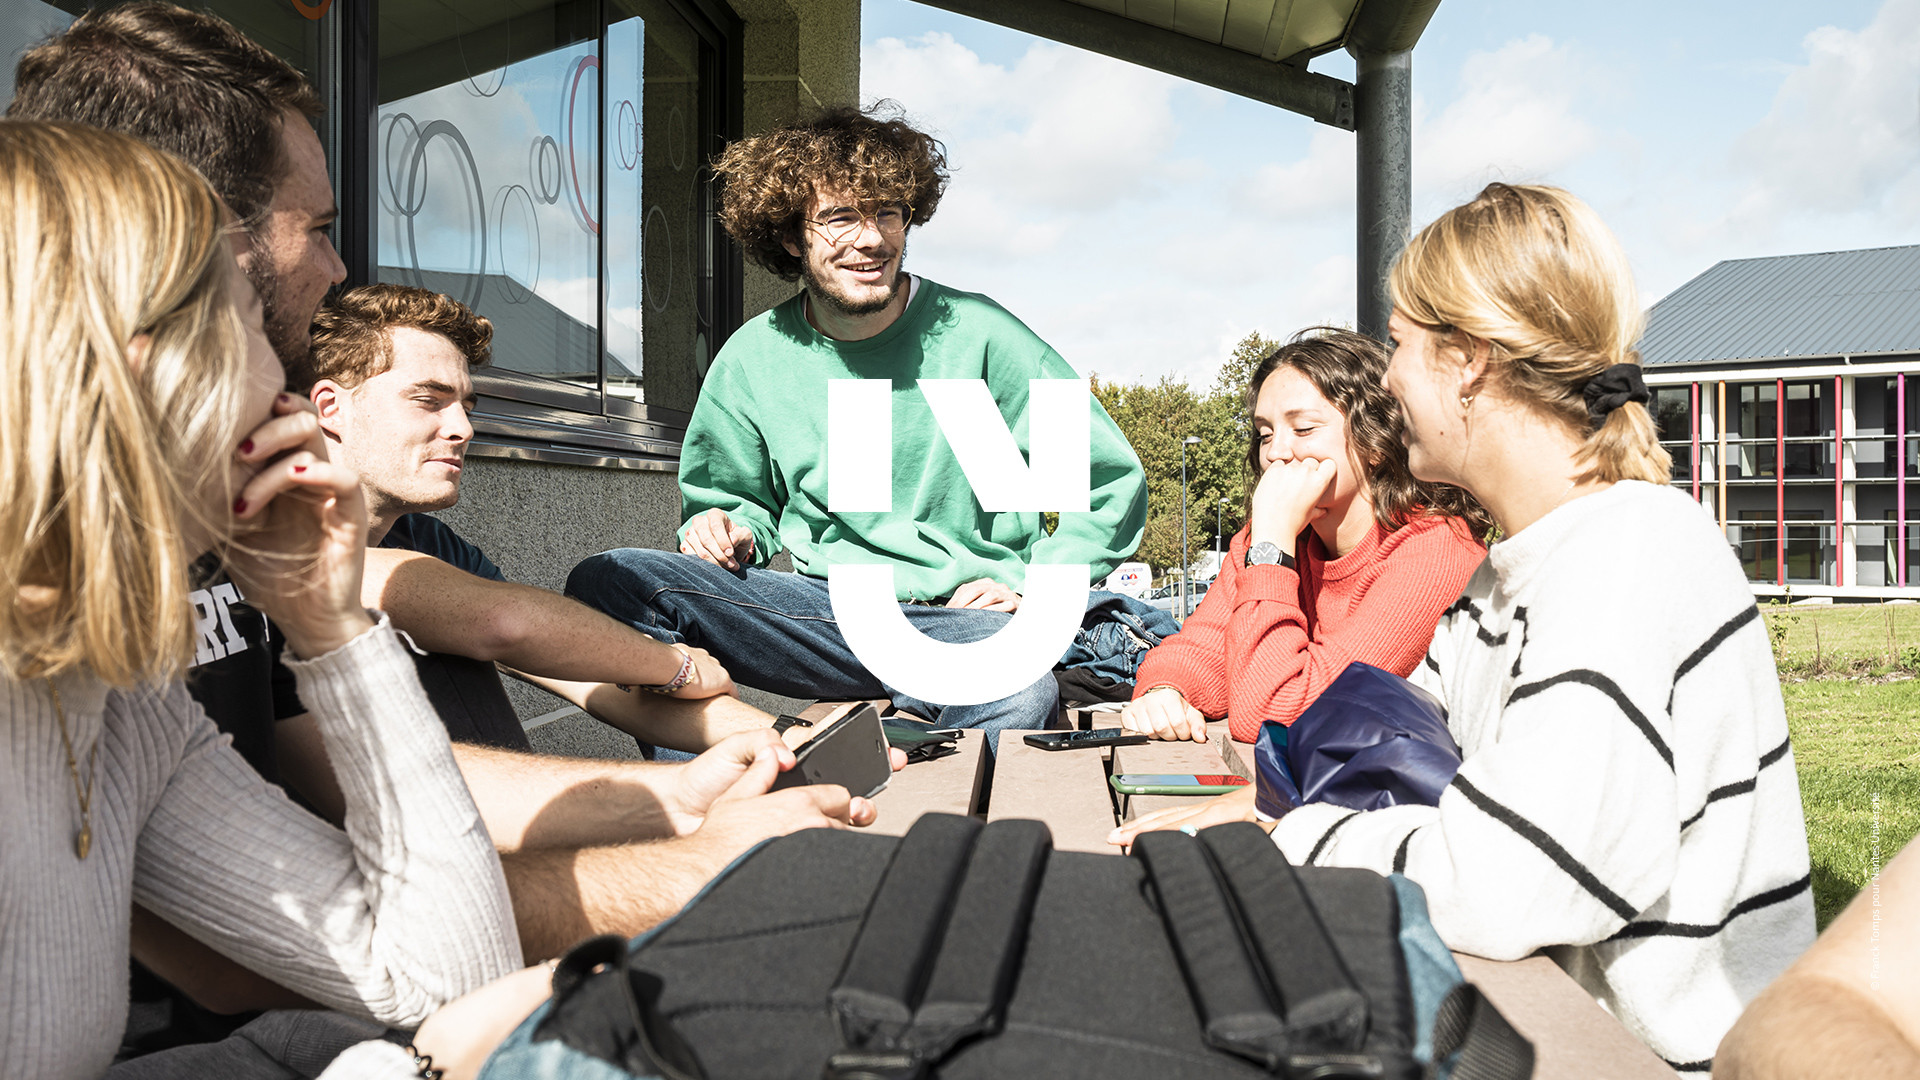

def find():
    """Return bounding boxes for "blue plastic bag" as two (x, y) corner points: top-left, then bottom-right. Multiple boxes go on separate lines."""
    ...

(1255, 661), (1462, 817)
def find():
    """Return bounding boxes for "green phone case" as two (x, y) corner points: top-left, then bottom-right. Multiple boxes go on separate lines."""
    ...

(1107, 774), (1249, 796)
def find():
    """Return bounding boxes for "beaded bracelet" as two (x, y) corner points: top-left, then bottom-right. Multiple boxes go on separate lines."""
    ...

(640, 645), (695, 695)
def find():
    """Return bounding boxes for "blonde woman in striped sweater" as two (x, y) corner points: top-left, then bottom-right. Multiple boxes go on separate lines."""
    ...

(1271, 183), (1814, 1071)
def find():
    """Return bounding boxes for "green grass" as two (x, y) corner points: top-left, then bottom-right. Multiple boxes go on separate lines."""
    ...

(1758, 604), (1920, 927)
(1764, 601), (1920, 677)
(1765, 599), (1920, 927)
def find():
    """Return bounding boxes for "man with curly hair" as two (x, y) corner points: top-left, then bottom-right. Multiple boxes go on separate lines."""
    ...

(570, 104), (1147, 746)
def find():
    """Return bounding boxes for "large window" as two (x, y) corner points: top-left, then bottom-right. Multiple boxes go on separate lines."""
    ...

(1851, 374), (1920, 479)
(1731, 379), (1836, 480)
(14, 1), (353, 263)
(375, 0), (737, 464)
(4, 0), (739, 467)
(1735, 511), (1836, 586)
(1652, 385), (1692, 483)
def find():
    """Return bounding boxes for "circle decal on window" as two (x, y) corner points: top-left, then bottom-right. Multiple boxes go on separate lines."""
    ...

(492, 184), (541, 305)
(645, 204), (672, 313)
(530, 135), (562, 206)
(399, 119), (487, 311)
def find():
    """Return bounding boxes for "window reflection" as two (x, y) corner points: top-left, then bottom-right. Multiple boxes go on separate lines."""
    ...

(606, 0), (708, 413)
(375, 0), (717, 413)
(378, 7), (601, 388)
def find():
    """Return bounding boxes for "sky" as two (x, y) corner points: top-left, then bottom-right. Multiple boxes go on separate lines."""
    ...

(860, 0), (1920, 389)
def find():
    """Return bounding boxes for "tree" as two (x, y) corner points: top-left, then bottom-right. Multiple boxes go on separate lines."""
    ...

(1101, 375), (1204, 571)
(1214, 330), (1281, 402)
(1093, 332), (1283, 573)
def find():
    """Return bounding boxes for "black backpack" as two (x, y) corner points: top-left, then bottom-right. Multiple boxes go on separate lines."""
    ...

(479, 815), (1534, 1079)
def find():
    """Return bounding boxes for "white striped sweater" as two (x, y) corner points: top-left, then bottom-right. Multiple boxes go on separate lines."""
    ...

(1271, 480), (1815, 1071)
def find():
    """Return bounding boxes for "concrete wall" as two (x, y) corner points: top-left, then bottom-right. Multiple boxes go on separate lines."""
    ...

(448, 0), (860, 756)
(733, 0), (861, 319)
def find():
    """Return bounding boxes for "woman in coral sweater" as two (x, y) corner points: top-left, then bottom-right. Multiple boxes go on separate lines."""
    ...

(1119, 327), (1488, 748)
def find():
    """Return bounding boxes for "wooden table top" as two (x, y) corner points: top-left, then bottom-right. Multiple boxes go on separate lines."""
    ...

(988, 729), (1117, 853)
(865, 726), (986, 837)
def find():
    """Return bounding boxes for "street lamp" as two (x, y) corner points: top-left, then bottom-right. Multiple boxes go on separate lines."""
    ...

(1217, 498), (1228, 554)
(1180, 435), (1201, 620)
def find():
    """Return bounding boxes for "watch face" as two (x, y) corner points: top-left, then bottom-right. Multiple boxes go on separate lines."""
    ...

(1247, 541), (1283, 567)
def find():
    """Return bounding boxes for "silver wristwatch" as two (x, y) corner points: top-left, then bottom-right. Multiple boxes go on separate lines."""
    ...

(1245, 541), (1297, 570)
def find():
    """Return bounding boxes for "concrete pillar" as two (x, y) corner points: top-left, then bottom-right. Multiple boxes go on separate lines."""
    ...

(727, 0), (862, 320)
(1353, 48), (1411, 343)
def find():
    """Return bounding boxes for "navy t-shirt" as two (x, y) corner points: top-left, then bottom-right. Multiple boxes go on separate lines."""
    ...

(378, 514), (531, 752)
(381, 512), (506, 582)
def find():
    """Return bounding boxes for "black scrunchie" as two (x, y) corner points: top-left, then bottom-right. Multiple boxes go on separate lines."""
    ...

(1583, 363), (1650, 427)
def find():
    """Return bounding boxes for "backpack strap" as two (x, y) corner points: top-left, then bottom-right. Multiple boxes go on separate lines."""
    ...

(1427, 982), (1535, 1080)
(1134, 824), (1376, 1077)
(826, 815), (1052, 1080)
(1199, 823), (1370, 1052)
(1131, 829), (1291, 1070)
(529, 934), (707, 1079)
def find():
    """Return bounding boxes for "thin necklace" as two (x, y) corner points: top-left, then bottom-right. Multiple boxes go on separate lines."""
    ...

(1550, 476), (1581, 511)
(47, 679), (97, 860)
(1496, 477), (1584, 540)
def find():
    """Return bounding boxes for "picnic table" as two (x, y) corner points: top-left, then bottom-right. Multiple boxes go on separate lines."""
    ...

(798, 701), (1676, 1079)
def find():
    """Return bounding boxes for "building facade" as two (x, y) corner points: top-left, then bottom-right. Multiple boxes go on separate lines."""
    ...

(2, 0), (856, 739)
(1640, 245), (1920, 598)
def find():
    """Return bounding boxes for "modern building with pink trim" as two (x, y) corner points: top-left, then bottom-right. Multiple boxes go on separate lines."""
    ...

(1641, 245), (1920, 598)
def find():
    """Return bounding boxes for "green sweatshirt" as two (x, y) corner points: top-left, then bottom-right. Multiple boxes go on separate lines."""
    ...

(677, 278), (1147, 601)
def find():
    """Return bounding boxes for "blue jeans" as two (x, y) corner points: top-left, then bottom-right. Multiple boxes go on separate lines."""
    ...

(566, 549), (1058, 754)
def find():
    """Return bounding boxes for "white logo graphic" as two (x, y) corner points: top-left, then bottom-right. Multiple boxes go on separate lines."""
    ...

(188, 581), (251, 666)
(827, 379), (1090, 705)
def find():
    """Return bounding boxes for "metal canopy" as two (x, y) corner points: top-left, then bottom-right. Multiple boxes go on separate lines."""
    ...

(905, 0), (1442, 339)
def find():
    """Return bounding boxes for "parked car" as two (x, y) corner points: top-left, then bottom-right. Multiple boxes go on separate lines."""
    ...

(1144, 580), (1208, 616)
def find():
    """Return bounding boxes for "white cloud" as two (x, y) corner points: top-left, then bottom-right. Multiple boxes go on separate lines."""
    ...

(864, 32), (1191, 213)
(863, 31), (1008, 121)
(863, 30), (1365, 388)
(1232, 127), (1354, 222)
(861, 0), (1920, 378)
(1414, 34), (1604, 202)
(1725, 0), (1920, 226)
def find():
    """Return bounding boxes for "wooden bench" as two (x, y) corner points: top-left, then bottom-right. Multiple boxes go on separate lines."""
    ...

(1457, 955), (1675, 1079)
(987, 728), (1117, 853)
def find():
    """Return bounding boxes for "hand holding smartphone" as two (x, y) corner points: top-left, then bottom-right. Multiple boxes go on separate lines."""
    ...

(770, 704), (892, 799)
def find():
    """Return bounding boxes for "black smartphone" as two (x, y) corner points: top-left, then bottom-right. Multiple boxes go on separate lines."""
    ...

(770, 704), (892, 799)
(1023, 729), (1149, 752)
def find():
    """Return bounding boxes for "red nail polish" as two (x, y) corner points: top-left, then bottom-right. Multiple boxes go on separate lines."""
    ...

(292, 464), (306, 473)
(238, 439), (254, 454)
(276, 392), (291, 404)
(232, 497), (247, 514)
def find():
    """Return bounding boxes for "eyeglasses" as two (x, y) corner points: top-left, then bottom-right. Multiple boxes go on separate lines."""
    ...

(807, 203), (912, 245)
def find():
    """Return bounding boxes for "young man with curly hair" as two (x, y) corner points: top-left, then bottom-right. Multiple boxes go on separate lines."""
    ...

(570, 104), (1147, 745)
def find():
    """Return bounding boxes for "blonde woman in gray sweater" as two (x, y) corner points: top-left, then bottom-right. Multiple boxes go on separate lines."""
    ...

(0, 120), (522, 1078)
